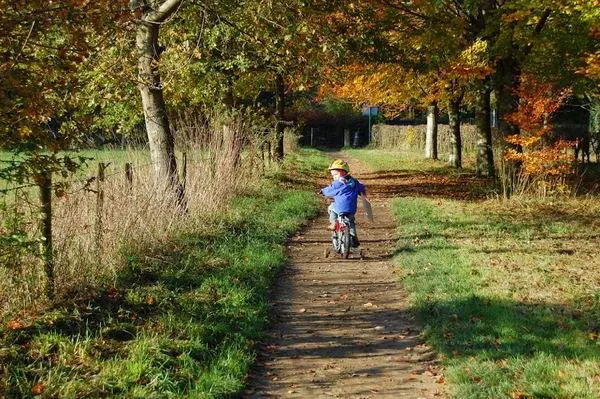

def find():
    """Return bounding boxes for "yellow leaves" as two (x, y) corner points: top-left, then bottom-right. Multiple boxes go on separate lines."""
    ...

(459, 39), (488, 65)
(502, 10), (534, 23)
(578, 51), (600, 80)
(18, 126), (32, 138)
(323, 62), (420, 115)
(436, 39), (492, 82)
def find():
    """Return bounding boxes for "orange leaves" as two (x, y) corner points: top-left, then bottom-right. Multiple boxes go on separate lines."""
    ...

(7, 318), (24, 330)
(503, 78), (575, 182)
(505, 79), (571, 138)
(31, 383), (46, 395)
(505, 142), (574, 177)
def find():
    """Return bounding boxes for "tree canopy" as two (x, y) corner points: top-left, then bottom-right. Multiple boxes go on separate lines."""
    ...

(1, 0), (599, 184)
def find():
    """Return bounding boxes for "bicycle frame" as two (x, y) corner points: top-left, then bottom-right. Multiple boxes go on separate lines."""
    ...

(329, 214), (352, 258)
(324, 212), (363, 259)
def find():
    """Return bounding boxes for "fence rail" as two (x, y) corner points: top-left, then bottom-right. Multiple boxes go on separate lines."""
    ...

(0, 138), (284, 303)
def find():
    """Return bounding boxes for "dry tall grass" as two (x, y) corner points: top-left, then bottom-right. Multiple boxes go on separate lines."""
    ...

(0, 111), (290, 317)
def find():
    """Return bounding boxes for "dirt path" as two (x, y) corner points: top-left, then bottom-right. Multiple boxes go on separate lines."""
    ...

(245, 155), (444, 398)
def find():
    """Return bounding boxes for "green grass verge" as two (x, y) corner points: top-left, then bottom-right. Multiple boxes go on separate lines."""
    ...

(334, 147), (599, 397)
(343, 148), (475, 176)
(392, 197), (600, 398)
(0, 148), (329, 398)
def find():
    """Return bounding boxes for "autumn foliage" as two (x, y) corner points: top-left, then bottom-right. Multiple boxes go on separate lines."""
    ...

(579, 24), (600, 82)
(503, 78), (575, 193)
(319, 63), (412, 117)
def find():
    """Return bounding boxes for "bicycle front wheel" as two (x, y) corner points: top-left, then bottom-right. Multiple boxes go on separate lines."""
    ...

(341, 229), (350, 259)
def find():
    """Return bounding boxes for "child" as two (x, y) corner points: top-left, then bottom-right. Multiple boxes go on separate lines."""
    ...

(320, 159), (367, 247)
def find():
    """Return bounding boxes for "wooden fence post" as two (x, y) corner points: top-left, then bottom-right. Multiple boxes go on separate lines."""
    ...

(182, 152), (187, 192)
(39, 171), (54, 298)
(96, 163), (107, 264)
(125, 163), (133, 192)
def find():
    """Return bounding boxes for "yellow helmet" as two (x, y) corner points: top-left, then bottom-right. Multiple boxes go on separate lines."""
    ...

(328, 159), (350, 173)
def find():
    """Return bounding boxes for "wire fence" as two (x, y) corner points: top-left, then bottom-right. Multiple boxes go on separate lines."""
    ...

(0, 136), (282, 307)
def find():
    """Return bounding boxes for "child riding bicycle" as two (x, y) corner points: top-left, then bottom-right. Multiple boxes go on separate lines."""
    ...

(320, 159), (367, 248)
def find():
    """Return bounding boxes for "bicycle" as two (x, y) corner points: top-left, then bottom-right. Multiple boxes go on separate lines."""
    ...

(324, 213), (363, 259)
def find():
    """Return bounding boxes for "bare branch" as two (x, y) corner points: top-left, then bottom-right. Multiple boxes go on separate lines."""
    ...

(145, 0), (184, 23)
(378, 0), (426, 20)
(523, 8), (552, 57)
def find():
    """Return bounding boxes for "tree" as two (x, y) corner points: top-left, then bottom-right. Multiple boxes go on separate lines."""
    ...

(1, 0), (126, 157)
(132, 0), (184, 194)
(226, 0), (337, 160)
(503, 79), (574, 193)
(445, 79), (465, 168)
(475, 78), (494, 176)
(1, 0), (127, 296)
(0, 0), (127, 184)
(320, 0), (486, 165)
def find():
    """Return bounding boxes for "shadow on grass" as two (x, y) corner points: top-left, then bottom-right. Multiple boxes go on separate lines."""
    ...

(391, 195), (600, 396)
(415, 295), (600, 362)
(0, 187), (320, 398)
(361, 169), (495, 201)
(576, 163), (600, 194)
(0, 231), (264, 396)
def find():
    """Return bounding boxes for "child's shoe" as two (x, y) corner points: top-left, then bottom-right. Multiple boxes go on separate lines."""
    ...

(351, 235), (360, 248)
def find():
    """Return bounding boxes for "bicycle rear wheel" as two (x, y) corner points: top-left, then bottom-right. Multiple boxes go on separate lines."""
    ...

(332, 231), (340, 253)
(341, 229), (350, 258)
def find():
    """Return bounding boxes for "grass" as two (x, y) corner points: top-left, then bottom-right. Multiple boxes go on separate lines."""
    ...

(344, 148), (478, 177)
(0, 148), (330, 398)
(370, 173), (600, 399)
(348, 147), (600, 397)
(390, 195), (600, 398)
(0, 147), (201, 192)
(1, 128), (265, 315)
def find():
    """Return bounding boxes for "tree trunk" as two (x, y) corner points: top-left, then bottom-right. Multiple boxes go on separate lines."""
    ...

(494, 9), (550, 145)
(137, 21), (180, 189)
(135, 0), (184, 202)
(274, 73), (285, 161)
(590, 97), (600, 163)
(494, 54), (524, 189)
(475, 83), (495, 177)
(448, 96), (462, 168)
(425, 101), (438, 159)
(494, 55), (522, 141)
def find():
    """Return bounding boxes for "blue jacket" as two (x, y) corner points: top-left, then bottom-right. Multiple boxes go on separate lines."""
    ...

(321, 175), (366, 214)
